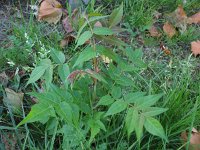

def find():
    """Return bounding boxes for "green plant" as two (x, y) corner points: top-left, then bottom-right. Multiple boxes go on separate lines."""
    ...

(17, 4), (168, 149)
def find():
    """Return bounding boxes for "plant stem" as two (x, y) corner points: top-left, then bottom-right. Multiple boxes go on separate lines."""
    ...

(92, 38), (98, 101)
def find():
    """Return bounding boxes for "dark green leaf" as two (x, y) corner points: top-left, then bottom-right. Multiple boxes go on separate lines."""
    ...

(58, 63), (70, 82)
(73, 46), (96, 68)
(105, 100), (127, 117)
(96, 95), (114, 106)
(124, 92), (146, 104)
(111, 86), (121, 99)
(109, 3), (123, 27)
(17, 103), (55, 127)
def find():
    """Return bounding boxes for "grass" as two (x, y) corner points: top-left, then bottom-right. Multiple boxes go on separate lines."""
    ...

(0, 0), (200, 149)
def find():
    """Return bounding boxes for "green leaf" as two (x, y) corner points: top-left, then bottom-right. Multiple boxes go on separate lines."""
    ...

(55, 101), (73, 124)
(43, 65), (53, 90)
(88, 119), (101, 144)
(76, 31), (92, 48)
(136, 93), (164, 109)
(58, 63), (70, 82)
(73, 46), (96, 68)
(109, 3), (123, 27)
(96, 95), (114, 106)
(93, 27), (114, 35)
(126, 48), (143, 60)
(77, 15), (109, 39)
(135, 115), (145, 141)
(71, 104), (79, 126)
(97, 45), (118, 61)
(39, 58), (52, 67)
(95, 35), (127, 47)
(96, 120), (106, 131)
(111, 86), (121, 99)
(27, 65), (47, 85)
(115, 75), (134, 86)
(124, 92), (146, 104)
(29, 91), (61, 105)
(85, 69), (107, 83)
(125, 48), (147, 69)
(50, 48), (65, 64)
(143, 107), (168, 117)
(104, 100), (127, 117)
(17, 103), (55, 127)
(125, 108), (138, 137)
(144, 117), (167, 141)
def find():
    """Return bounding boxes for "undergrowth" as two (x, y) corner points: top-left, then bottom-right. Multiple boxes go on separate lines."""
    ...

(0, 0), (200, 149)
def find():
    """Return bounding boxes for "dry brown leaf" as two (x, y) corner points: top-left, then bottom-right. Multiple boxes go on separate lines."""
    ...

(181, 128), (200, 150)
(0, 71), (8, 86)
(60, 34), (76, 48)
(175, 5), (187, 20)
(149, 25), (161, 37)
(167, 5), (188, 33)
(163, 21), (176, 38)
(191, 40), (200, 57)
(94, 21), (103, 27)
(188, 12), (200, 24)
(62, 16), (73, 33)
(38, 0), (62, 24)
(62, 9), (78, 33)
(3, 88), (24, 113)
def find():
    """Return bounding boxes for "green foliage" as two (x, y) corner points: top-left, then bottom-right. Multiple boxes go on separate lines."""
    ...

(17, 4), (168, 149)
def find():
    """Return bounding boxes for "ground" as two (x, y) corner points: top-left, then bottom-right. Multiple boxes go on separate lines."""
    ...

(0, 0), (200, 149)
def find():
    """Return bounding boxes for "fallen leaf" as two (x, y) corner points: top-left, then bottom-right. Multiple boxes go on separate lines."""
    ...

(38, 0), (62, 24)
(167, 5), (188, 32)
(188, 12), (200, 24)
(191, 40), (200, 57)
(62, 16), (73, 33)
(175, 5), (187, 20)
(181, 128), (200, 150)
(60, 34), (76, 48)
(149, 25), (161, 37)
(0, 71), (8, 87)
(62, 9), (78, 33)
(3, 88), (24, 113)
(163, 21), (176, 38)
(94, 21), (102, 27)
